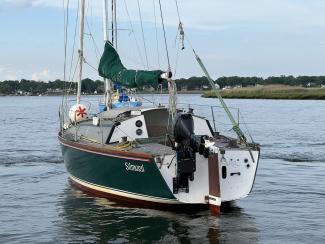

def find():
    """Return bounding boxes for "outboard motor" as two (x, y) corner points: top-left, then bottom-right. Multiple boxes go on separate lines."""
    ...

(173, 113), (199, 193)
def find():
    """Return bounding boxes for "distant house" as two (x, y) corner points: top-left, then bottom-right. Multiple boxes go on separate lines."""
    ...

(222, 86), (231, 90)
(307, 82), (317, 87)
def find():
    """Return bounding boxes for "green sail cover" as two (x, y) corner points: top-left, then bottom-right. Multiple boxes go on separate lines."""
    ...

(98, 42), (163, 88)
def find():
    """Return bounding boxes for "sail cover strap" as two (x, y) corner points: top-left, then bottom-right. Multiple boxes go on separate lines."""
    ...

(98, 42), (163, 88)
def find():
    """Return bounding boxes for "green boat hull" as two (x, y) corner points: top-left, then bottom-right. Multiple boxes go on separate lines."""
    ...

(59, 137), (178, 205)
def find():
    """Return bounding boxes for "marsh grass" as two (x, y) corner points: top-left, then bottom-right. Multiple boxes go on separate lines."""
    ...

(203, 85), (325, 100)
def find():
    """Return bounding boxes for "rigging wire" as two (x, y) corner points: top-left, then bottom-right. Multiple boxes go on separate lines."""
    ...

(85, 19), (101, 63)
(120, 53), (157, 70)
(174, 0), (185, 50)
(152, 0), (161, 69)
(137, 0), (149, 69)
(175, 0), (181, 22)
(158, 0), (176, 118)
(173, 38), (181, 77)
(123, 0), (145, 68)
(239, 111), (255, 143)
(64, 1), (79, 99)
(185, 32), (249, 143)
(67, 56), (80, 96)
(83, 1), (101, 72)
(159, 0), (177, 117)
(70, 57), (80, 84)
(62, 0), (70, 102)
(87, 0), (100, 62)
(84, 58), (98, 72)
(171, 0), (184, 76)
(158, 0), (171, 71)
(63, 0), (69, 83)
(68, 0), (79, 82)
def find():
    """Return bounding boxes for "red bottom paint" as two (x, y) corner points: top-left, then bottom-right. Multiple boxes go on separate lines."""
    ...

(209, 204), (221, 216)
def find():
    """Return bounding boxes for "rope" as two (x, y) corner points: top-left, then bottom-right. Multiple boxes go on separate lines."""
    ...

(152, 0), (161, 68)
(158, 0), (171, 71)
(123, 0), (145, 68)
(80, 135), (133, 150)
(137, 0), (149, 69)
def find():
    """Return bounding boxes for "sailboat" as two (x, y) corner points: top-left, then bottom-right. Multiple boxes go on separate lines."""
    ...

(59, 0), (260, 215)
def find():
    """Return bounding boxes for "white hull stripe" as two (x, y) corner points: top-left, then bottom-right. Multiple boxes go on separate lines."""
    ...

(70, 175), (181, 204)
(60, 140), (151, 162)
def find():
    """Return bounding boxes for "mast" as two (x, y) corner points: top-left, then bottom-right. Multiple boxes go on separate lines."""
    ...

(110, 0), (117, 49)
(102, 0), (112, 106)
(113, 0), (117, 49)
(77, 0), (85, 105)
(103, 0), (109, 42)
(110, 1), (113, 45)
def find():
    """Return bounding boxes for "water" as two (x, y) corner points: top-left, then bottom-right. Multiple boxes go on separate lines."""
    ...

(0, 95), (324, 243)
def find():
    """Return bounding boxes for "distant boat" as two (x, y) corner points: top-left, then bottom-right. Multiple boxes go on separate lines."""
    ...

(98, 85), (142, 112)
(59, 0), (260, 215)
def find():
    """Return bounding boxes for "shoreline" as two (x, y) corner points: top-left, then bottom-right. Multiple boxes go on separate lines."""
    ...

(0, 91), (204, 97)
(3, 86), (325, 100)
(203, 85), (325, 100)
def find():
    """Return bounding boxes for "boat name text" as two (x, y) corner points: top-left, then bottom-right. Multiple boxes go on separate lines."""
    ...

(125, 162), (145, 173)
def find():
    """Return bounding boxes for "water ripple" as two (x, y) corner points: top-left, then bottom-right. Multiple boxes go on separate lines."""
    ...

(1, 96), (325, 243)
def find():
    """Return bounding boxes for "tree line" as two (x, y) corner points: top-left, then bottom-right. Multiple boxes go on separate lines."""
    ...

(0, 78), (104, 95)
(1, 75), (325, 95)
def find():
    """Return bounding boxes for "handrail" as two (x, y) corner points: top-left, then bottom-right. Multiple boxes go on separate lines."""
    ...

(60, 95), (255, 144)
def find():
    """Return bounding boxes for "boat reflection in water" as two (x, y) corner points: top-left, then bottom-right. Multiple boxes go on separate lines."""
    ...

(57, 184), (259, 243)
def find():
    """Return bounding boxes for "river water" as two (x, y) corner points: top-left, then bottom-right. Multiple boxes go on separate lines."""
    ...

(0, 95), (324, 243)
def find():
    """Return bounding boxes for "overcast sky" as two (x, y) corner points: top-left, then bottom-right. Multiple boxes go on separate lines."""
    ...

(1, 0), (325, 81)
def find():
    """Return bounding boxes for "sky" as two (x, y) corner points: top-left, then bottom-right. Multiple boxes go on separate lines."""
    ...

(1, 0), (325, 81)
